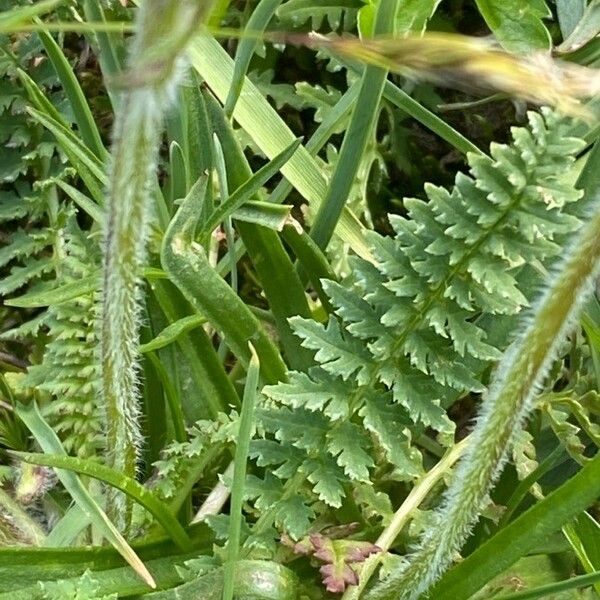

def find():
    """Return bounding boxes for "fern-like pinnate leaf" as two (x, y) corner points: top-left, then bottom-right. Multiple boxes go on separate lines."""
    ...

(20, 220), (102, 458)
(257, 109), (585, 537)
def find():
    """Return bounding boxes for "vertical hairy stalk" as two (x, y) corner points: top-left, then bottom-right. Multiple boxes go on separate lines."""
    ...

(365, 191), (600, 600)
(101, 0), (214, 528)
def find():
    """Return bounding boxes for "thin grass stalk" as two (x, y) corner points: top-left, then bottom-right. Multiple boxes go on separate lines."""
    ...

(309, 0), (397, 250)
(100, 0), (214, 528)
(189, 35), (373, 262)
(365, 189), (600, 600)
(223, 344), (260, 600)
(223, 0), (282, 118)
(341, 437), (469, 600)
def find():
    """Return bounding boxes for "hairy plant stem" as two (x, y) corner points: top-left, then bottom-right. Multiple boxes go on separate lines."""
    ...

(100, 0), (214, 529)
(365, 191), (600, 600)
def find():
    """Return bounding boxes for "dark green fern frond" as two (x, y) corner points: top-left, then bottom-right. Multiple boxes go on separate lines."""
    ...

(0, 27), (67, 299)
(257, 108), (585, 538)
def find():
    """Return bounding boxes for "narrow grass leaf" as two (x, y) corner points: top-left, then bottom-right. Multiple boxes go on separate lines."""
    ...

(189, 35), (373, 262)
(0, 554), (201, 600)
(44, 504), (91, 547)
(281, 224), (337, 313)
(493, 569), (600, 600)
(37, 27), (106, 159)
(140, 314), (208, 353)
(200, 138), (301, 236)
(223, 344), (260, 600)
(145, 351), (187, 443)
(429, 451), (600, 600)
(563, 511), (600, 593)
(224, 0), (283, 117)
(26, 108), (106, 204)
(309, 0), (397, 250)
(13, 451), (192, 550)
(0, 0), (62, 31)
(53, 179), (105, 220)
(161, 176), (287, 383)
(150, 280), (240, 419)
(16, 68), (67, 126)
(14, 402), (156, 589)
(81, 0), (124, 103)
(232, 201), (292, 230)
(207, 94), (314, 370)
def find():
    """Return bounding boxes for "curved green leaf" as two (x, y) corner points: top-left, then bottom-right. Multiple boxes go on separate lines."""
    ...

(12, 450), (192, 551)
(14, 402), (156, 589)
(140, 314), (207, 353)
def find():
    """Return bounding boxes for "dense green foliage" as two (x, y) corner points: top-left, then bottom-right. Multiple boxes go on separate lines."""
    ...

(1, 1), (600, 599)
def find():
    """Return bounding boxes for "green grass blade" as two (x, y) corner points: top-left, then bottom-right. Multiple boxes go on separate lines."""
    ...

(0, 553), (201, 600)
(207, 95), (314, 370)
(268, 78), (361, 206)
(176, 75), (214, 195)
(161, 176), (287, 383)
(340, 61), (484, 157)
(223, 345), (260, 600)
(212, 134), (238, 301)
(44, 504), (90, 547)
(497, 444), (567, 528)
(563, 511), (600, 594)
(0, 524), (212, 593)
(224, 0), (283, 117)
(189, 35), (373, 262)
(168, 141), (187, 205)
(232, 201), (292, 230)
(382, 81), (483, 157)
(37, 27), (106, 159)
(12, 451), (192, 550)
(150, 280), (240, 419)
(18, 73), (106, 202)
(493, 569), (600, 600)
(309, 0), (397, 249)
(578, 141), (600, 207)
(429, 451), (600, 600)
(14, 402), (156, 589)
(25, 108), (105, 180)
(26, 108), (106, 204)
(82, 0), (124, 103)
(200, 138), (301, 236)
(0, 0), (62, 30)
(16, 68), (66, 126)
(140, 314), (208, 353)
(145, 351), (187, 444)
(281, 224), (337, 313)
(53, 179), (105, 219)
